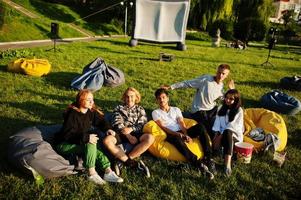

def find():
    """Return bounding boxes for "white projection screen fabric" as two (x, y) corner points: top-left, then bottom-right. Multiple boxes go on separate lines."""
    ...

(133, 0), (190, 43)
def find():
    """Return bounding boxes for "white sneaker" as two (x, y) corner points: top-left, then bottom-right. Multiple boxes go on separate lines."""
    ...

(103, 171), (124, 183)
(88, 174), (106, 185)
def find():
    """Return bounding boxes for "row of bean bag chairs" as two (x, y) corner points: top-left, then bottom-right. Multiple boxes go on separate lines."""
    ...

(8, 125), (76, 179)
(144, 108), (287, 162)
(260, 90), (301, 115)
(7, 58), (51, 77)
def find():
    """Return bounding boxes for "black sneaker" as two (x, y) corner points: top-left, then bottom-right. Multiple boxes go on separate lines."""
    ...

(137, 160), (151, 178)
(197, 161), (214, 180)
(206, 159), (217, 175)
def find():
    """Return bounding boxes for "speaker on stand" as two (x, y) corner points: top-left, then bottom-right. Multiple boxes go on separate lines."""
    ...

(47, 22), (62, 52)
(261, 27), (278, 67)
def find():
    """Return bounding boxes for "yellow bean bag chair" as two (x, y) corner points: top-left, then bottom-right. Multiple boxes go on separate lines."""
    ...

(143, 118), (204, 161)
(243, 108), (287, 152)
(8, 58), (51, 77)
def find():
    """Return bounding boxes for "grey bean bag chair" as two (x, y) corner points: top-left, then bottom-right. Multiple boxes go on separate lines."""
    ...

(280, 75), (301, 91)
(71, 58), (125, 91)
(8, 125), (76, 179)
(260, 90), (301, 115)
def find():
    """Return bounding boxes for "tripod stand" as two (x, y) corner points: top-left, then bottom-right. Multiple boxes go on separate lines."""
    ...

(46, 38), (62, 52)
(261, 47), (274, 67)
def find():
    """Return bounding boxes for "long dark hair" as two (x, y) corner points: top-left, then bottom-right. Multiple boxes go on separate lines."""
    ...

(218, 89), (242, 122)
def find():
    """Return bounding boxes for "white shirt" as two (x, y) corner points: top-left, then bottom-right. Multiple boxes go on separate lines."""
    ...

(212, 107), (244, 142)
(152, 107), (183, 132)
(171, 75), (224, 112)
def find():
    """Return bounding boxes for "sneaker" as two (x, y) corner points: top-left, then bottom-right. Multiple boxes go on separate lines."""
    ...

(197, 161), (214, 180)
(88, 174), (106, 185)
(137, 160), (151, 178)
(206, 159), (217, 175)
(224, 167), (232, 177)
(103, 171), (124, 183)
(114, 161), (123, 176)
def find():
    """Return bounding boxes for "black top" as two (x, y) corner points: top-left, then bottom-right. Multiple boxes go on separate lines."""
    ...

(55, 108), (109, 145)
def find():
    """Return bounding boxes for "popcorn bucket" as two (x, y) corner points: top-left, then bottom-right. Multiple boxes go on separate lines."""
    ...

(235, 142), (254, 164)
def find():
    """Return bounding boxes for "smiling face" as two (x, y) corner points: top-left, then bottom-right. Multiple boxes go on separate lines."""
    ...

(125, 90), (137, 108)
(215, 67), (230, 84)
(224, 93), (235, 106)
(81, 92), (94, 110)
(156, 93), (169, 109)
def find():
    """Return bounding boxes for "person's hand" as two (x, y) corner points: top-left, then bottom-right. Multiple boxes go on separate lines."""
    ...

(121, 127), (133, 135)
(160, 85), (171, 90)
(126, 134), (138, 145)
(182, 134), (192, 143)
(89, 134), (99, 145)
(106, 129), (116, 136)
(228, 79), (235, 89)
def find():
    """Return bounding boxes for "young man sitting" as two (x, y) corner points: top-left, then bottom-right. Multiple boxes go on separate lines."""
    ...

(152, 88), (216, 180)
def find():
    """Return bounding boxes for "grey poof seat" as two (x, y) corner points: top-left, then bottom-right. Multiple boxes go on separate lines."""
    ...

(8, 125), (76, 179)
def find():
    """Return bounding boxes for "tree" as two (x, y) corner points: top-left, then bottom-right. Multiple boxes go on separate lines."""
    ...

(233, 0), (274, 43)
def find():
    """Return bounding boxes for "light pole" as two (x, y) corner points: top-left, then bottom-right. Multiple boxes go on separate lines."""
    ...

(120, 1), (133, 36)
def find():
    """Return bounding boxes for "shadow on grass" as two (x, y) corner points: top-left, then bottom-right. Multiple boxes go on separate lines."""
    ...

(98, 38), (129, 47)
(242, 98), (261, 108)
(238, 80), (280, 90)
(44, 71), (79, 89)
(86, 45), (126, 55)
(29, 0), (76, 23)
(288, 129), (301, 150)
(274, 45), (301, 55)
(0, 64), (6, 72)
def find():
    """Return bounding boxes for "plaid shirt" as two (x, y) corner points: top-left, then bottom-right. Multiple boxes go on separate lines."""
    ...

(112, 104), (148, 133)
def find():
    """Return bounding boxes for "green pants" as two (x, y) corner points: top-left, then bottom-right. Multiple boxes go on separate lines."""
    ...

(56, 142), (110, 170)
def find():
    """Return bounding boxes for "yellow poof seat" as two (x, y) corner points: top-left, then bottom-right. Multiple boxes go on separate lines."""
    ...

(8, 58), (51, 77)
(243, 108), (287, 152)
(143, 119), (204, 161)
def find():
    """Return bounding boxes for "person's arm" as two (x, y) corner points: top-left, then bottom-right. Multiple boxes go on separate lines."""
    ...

(131, 106), (148, 133)
(170, 76), (205, 90)
(177, 117), (192, 143)
(111, 105), (126, 132)
(154, 119), (182, 137)
(228, 79), (235, 89)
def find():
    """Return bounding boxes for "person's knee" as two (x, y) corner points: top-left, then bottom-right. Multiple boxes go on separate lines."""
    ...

(140, 133), (155, 145)
(103, 135), (117, 147)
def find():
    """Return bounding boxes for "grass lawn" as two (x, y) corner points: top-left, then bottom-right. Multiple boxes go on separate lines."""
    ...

(0, 37), (300, 199)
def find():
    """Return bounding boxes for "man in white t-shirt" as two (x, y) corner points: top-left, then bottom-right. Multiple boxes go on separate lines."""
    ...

(161, 64), (235, 139)
(152, 88), (216, 180)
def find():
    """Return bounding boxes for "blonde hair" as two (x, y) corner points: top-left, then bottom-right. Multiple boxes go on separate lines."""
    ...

(121, 87), (141, 104)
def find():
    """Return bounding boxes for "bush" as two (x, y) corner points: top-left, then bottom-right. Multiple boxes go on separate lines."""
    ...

(186, 31), (211, 41)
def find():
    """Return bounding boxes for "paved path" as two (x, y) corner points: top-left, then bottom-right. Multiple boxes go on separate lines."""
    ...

(3, 0), (39, 18)
(0, 35), (126, 50)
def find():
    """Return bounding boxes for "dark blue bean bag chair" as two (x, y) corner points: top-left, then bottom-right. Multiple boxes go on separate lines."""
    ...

(260, 90), (301, 115)
(280, 75), (301, 91)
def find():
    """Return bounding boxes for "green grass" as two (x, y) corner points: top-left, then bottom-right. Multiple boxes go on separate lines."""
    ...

(0, 37), (300, 199)
(0, 0), (124, 42)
